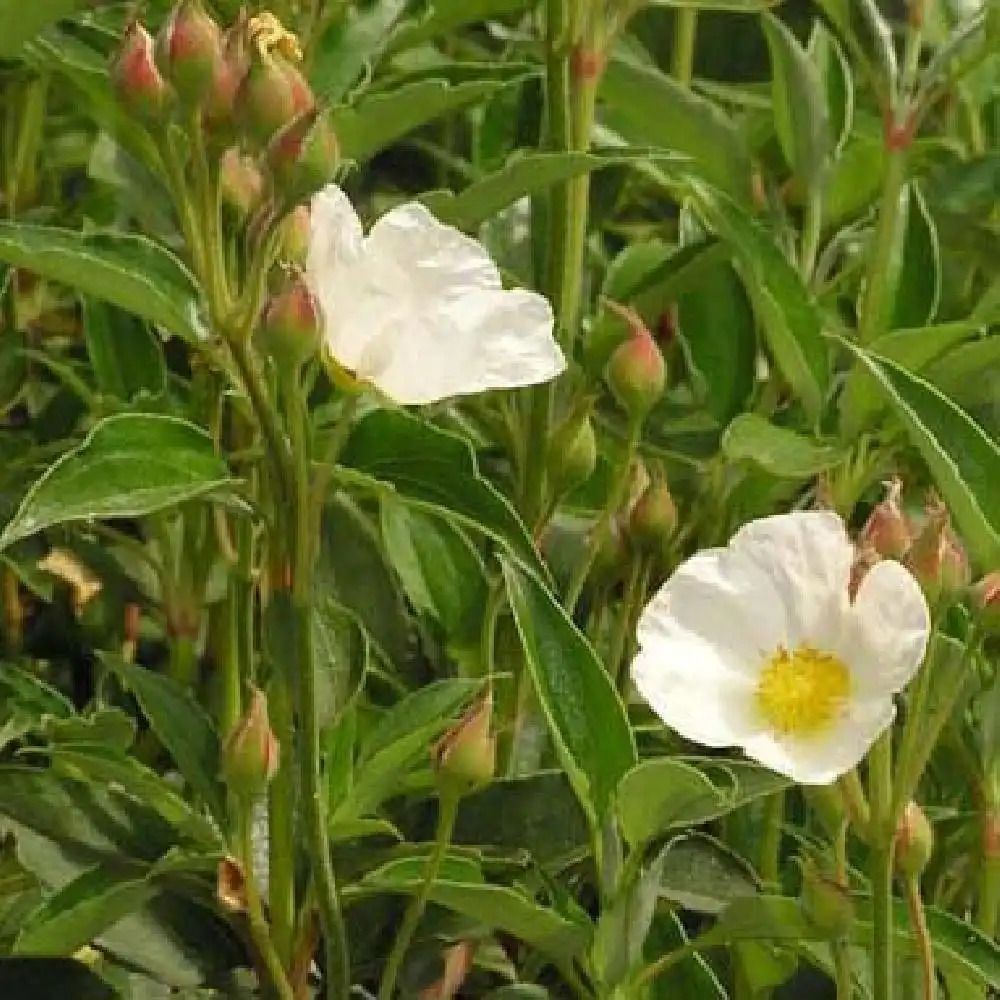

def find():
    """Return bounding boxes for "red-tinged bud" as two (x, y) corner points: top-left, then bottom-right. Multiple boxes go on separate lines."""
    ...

(256, 272), (322, 372)
(219, 147), (263, 216)
(221, 687), (279, 797)
(155, 0), (223, 108)
(112, 22), (170, 120)
(548, 411), (597, 495)
(603, 300), (665, 422)
(860, 477), (913, 560)
(266, 108), (339, 205)
(628, 480), (678, 564)
(205, 15), (249, 128)
(895, 801), (934, 877)
(973, 571), (1000, 634)
(905, 499), (970, 601)
(237, 51), (314, 147)
(432, 692), (496, 797)
(278, 205), (310, 266)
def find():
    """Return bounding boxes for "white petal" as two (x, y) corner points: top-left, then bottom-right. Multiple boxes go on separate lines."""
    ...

(731, 512), (853, 649)
(307, 184), (364, 316)
(637, 547), (789, 671)
(741, 696), (894, 785)
(365, 201), (502, 297)
(838, 559), (930, 697)
(631, 643), (762, 748)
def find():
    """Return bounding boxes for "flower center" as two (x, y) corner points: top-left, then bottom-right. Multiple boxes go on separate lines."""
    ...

(755, 645), (850, 737)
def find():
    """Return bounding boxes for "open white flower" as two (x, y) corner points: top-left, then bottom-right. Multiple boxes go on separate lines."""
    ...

(631, 511), (930, 785)
(305, 184), (566, 405)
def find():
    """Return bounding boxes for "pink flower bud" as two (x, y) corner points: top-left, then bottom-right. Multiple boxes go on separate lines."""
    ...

(111, 22), (170, 120)
(432, 692), (496, 796)
(256, 272), (322, 372)
(219, 147), (263, 216)
(155, 0), (223, 108)
(278, 205), (310, 266)
(859, 477), (913, 559)
(905, 498), (970, 601)
(603, 300), (665, 421)
(236, 50), (314, 147)
(895, 801), (934, 877)
(222, 687), (279, 797)
(204, 15), (249, 128)
(266, 108), (339, 205)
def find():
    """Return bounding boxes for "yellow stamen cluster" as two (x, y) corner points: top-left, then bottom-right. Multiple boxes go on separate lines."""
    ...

(248, 12), (303, 62)
(755, 645), (850, 737)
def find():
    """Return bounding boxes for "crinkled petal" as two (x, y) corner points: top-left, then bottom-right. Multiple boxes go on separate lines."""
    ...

(731, 512), (853, 649)
(365, 201), (502, 298)
(637, 547), (789, 671)
(307, 184), (364, 318)
(741, 696), (894, 785)
(837, 559), (930, 697)
(632, 643), (762, 748)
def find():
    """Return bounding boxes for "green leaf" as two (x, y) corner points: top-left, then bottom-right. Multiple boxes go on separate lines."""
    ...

(890, 184), (941, 329)
(362, 862), (591, 960)
(0, 958), (118, 999)
(0, 224), (206, 343)
(0, 414), (232, 548)
(83, 301), (166, 402)
(686, 180), (829, 420)
(676, 260), (756, 423)
(421, 150), (680, 229)
(807, 22), (853, 154)
(340, 409), (544, 580)
(313, 0), (409, 104)
(388, 0), (533, 50)
(599, 56), (752, 202)
(103, 658), (226, 827)
(761, 15), (832, 190)
(333, 76), (527, 161)
(645, 0), (779, 7)
(723, 414), (843, 478)
(659, 833), (760, 915)
(617, 760), (732, 847)
(839, 322), (982, 436)
(501, 559), (636, 825)
(649, 910), (727, 1000)
(0, 0), (85, 56)
(15, 863), (154, 956)
(925, 335), (1000, 408)
(840, 343), (1000, 570)
(381, 500), (488, 642)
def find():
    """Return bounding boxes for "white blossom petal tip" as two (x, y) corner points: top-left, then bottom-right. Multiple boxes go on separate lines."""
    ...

(305, 184), (565, 405)
(630, 510), (931, 785)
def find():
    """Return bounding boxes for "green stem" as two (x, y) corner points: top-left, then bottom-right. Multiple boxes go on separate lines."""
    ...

(168, 634), (199, 688)
(975, 810), (1000, 937)
(378, 792), (460, 1000)
(267, 677), (297, 968)
(871, 841), (896, 1000)
(758, 791), (785, 888)
(905, 875), (935, 1000)
(799, 188), (823, 284)
(833, 940), (854, 1000)
(671, 10), (698, 86)
(606, 557), (649, 693)
(240, 806), (297, 1000)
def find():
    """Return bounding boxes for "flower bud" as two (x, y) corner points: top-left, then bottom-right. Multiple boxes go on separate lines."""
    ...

(222, 687), (279, 797)
(603, 301), (665, 421)
(204, 14), (249, 128)
(236, 50), (313, 147)
(548, 412), (597, 495)
(798, 856), (854, 938)
(628, 480), (677, 563)
(220, 147), (263, 216)
(277, 205), (310, 267)
(256, 272), (322, 373)
(111, 22), (170, 120)
(266, 108), (339, 205)
(905, 500), (970, 601)
(895, 801), (934, 877)
(972, 571), (1000, 634)
(155, 0), (223, 109)
(859, 477), (913, 560)
(432, 692), (496, 797)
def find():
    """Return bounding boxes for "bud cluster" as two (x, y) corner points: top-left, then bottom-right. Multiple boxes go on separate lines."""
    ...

(111, 4), (337, 371)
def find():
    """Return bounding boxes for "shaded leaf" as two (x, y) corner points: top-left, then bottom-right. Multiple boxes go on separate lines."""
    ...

(0, 0), (86, 56)
(723, 414), (843, 478)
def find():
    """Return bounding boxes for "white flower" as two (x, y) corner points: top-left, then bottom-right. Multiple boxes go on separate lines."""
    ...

(631, 511), (930, 785)
(305, 184), (566, 405)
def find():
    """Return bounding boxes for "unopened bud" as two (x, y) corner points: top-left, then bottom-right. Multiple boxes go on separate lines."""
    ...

(603, 300), (665, 421)
(860, 478), (913, 559)
(628, 480), (677, 563)
(592, 521), (628, 586)
(905, 499), (970, 601)
(973, 571), (1000, 634)
(112, 22), (170, 120)
(267, 108), (339, 205)
(278, 205), (310, 266)
(895, 801), (934, 877)
(155, 0), (223, 108)
(220, 147), (263, 216)
(205, 14), (249, 128)
(798, 856), (854, 938)
(222, 687), (279, 797)
(432, 692), (496, 796)
(237, 51), (313, 147)
(548, 412), (597, 495)
(256, 272), (322, 372)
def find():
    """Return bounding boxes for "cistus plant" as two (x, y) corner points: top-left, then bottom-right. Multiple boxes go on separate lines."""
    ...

(0, 1), (998, 1000)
